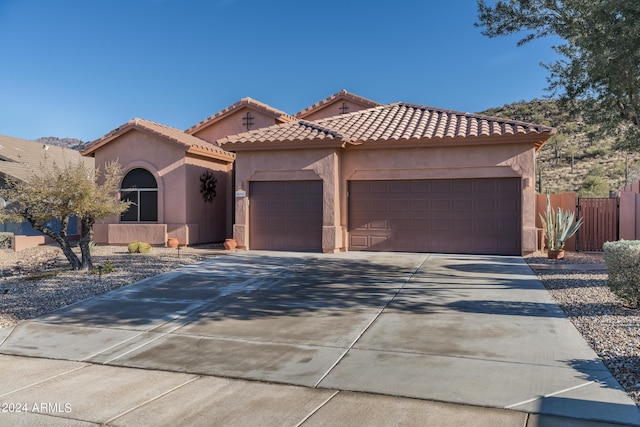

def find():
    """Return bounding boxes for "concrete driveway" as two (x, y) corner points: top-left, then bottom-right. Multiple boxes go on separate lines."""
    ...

(0, 251), (639, 426)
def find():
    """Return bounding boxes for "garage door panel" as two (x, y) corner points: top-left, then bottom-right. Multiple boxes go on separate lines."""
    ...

(452, 180), (473, 193)
(410, 181), (429, 192)
(432, 200), (453, 211)
(453, 200), (472, 211)
(370, 200), (388, 211)
(409, 199), (429, 211)
(250, 181), (322, 251)
(430, 181), (453, 193)
(390, 199), (410, 211)
(390, 181), (411, 193)
(348, 178), (521, 255)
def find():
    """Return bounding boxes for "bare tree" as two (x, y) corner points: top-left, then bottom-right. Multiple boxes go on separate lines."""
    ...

(0, 161), (129, 270)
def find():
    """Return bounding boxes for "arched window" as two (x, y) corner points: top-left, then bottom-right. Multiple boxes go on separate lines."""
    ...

(120, 168), (158, 222)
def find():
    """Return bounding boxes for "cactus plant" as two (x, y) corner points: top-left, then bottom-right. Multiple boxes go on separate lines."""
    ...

(539, 195), (583, 252)
(127, 241), (141, 254)
(138, 242), (152, 253)
(127, 241), (152, 254)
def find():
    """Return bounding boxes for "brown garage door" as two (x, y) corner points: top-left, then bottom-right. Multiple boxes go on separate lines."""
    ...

(348, 178), (521, 255)
(249, 181), (323, 251)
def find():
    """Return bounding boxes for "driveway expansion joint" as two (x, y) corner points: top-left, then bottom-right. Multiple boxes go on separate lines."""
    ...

(295, 390), (340, 426)
(103, 375), (202, 425)
(314, 254), (432, 388)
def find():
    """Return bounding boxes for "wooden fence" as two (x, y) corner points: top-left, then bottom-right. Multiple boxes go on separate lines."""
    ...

(576, 198), (619, 252)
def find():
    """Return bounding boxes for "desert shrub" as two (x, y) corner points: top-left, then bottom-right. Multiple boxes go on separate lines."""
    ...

(578, 175), (609, 198)
(603, 240), (640, 307)
(127, 241), (152, 254)
(91, 259), (116, 275)
(585, 144), (610, 158)
(0, 232), (13, 249)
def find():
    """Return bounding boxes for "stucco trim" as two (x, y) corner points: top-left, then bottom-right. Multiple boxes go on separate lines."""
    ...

(248, 170), (322, 182)
(223, 140), (345, 152)
(345, 135), (550, 152)
(186, 145), (235, 163)
(347, 166), (521, 181)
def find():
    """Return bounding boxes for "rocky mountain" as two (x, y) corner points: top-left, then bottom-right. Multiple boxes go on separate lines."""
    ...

(36, 137), (84, 151)
(478, 100), (640, 197)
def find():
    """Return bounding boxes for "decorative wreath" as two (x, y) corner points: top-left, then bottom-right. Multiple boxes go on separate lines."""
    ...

(199, 171), (217, 203)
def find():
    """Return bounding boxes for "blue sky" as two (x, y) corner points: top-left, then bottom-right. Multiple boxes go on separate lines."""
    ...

(0, 1), (561, 142)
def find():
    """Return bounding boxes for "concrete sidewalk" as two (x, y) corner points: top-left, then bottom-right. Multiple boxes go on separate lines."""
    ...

(0, 251), (638, 426)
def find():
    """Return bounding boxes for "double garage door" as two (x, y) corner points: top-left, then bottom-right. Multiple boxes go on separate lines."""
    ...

(349, 178), (521, 255)
(249, 178), (521, 255)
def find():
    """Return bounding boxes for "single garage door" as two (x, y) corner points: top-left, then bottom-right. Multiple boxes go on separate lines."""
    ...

(348, 178), (521, 255)
(249, 181), (323, 251)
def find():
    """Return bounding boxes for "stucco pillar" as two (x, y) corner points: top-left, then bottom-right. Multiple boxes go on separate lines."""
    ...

(522, 177), (537, 254)
(321, 151), (342, 253)
(619, 192), (638, 240)
(233, 192), (249, 249)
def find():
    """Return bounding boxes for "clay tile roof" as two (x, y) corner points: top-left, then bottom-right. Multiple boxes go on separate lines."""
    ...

(218, 103), (555, 150)
(0, 134), (92, 183)
(218, 120), (343, 146)
(82, 118), (235, 162)
(294, 89), (381, 118)
(186, 97), (295, 135)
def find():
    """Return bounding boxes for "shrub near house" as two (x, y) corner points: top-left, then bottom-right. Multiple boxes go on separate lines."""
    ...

(603, 240), (640, 307)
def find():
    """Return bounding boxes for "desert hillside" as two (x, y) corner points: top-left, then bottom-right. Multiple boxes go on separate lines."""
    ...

(479, 99), (640, 197)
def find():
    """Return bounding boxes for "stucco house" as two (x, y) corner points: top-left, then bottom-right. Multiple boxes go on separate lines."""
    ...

(217, 94), (554, 255)
(81, 119), (235, 246)
(83, 90), (554, 255)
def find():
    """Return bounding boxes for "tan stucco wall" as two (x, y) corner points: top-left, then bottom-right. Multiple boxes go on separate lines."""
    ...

(91, 129), (230, 245)
(233, 148), (341, 251)
(192, 108), (281, 144)
(184, 155), (232, 242)
(233, 139), (540, 254)
(300, 100), (373, 121)
(619, 191), (640, 240)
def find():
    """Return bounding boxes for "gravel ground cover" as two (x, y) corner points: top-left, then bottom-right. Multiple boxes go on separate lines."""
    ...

(0, 245), (638, 407)
(0, 243), (224, 329)
(525, 251), (640, 406)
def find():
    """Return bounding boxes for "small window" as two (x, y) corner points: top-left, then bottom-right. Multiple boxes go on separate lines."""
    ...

(120, 168), (158, 222)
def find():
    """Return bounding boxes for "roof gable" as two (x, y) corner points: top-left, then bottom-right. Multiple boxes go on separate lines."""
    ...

(218, 103), (556, 151)
(295, 89), (381, 120)
(81, 118), (235, 163)
(186, 98), (295, 137)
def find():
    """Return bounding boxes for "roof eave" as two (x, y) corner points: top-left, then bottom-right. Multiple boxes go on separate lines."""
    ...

(81, 125), (135, 156)
(221, 139), (345, 152)
(345, 130), (556, 150)
(186, 145), (236, 163)
(187, 99), (295, 135)
(295, 90), (381, 119)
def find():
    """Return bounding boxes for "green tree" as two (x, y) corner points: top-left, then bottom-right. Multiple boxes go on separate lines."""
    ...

(476, 0), (640, 147)
(0, 161), (129, 270)
(578, 166), (610, 197)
